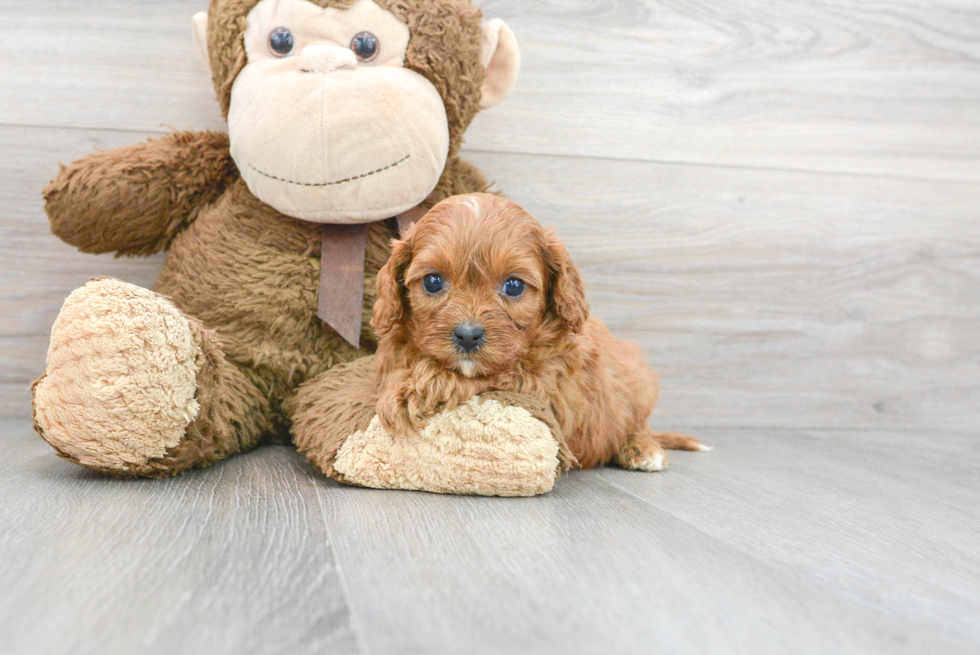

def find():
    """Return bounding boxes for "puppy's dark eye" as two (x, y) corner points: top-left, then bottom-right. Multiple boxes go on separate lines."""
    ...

(503, 278), (526, 298)
(423, 273), (444, 295)
(269, 27), (295, 57)
(350, 31), (379, 62)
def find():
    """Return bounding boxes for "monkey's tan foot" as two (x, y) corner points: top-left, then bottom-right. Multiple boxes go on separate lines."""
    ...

(32, 278), (204, 474)
(616, 433), (670, 472)
(330, 391), (574, 497)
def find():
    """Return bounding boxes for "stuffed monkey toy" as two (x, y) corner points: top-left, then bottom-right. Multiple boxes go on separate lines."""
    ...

(32, 0), (569, 496)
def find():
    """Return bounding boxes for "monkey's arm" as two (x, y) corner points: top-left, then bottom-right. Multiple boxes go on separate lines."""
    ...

(44, 131), (237, 256)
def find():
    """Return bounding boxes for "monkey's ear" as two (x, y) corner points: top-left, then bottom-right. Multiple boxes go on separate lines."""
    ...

(479, 19), (520, 109)
(192, 12), (212, 76)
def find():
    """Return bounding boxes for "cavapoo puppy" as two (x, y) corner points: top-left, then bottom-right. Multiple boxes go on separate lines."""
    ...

(371, 193), (707, 471)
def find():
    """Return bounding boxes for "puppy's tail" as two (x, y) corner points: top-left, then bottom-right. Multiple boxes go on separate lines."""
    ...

(650, 431), (713, 452)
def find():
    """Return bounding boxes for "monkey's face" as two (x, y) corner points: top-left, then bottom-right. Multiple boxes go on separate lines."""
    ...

(228, 0), (450, 223)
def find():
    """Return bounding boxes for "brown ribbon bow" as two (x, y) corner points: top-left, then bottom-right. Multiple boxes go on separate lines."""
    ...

(317, 199), (432, 348)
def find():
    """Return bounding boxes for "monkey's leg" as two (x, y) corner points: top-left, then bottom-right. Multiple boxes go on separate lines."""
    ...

(289, 360), (573, 497)
(32, 278), (271, 477)
(288, 356), (379, 480)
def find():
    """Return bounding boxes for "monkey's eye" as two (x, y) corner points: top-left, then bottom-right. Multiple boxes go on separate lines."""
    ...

(268, 27), (295, 57)
(350, 31), (379, 62)
(422, 273), (444, 295)
(503, 278), (526, 298)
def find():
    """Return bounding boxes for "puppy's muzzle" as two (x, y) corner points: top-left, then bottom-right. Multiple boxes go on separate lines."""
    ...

(452, 322), (486, 353)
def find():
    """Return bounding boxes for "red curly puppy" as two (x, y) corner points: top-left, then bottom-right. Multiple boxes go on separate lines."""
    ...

(371, 193), (706, 471)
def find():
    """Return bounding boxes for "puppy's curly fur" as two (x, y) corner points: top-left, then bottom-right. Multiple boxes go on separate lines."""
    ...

(371, 193), (704, 470)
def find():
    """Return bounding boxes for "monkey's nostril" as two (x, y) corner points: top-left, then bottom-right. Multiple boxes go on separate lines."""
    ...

(452, 322), (486, 353)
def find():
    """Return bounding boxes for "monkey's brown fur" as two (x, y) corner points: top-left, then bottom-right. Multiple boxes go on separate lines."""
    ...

(33, 0), (530, 478)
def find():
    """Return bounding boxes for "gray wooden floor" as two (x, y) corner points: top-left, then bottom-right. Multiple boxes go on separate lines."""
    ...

(2, 1), (979, 653)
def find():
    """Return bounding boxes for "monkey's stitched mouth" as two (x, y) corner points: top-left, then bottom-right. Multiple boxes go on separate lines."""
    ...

(248, 154), (411, 187)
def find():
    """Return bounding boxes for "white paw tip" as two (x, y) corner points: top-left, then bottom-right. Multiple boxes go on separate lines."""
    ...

(641, 453), (665, 471)
(696, 444), (714, 452)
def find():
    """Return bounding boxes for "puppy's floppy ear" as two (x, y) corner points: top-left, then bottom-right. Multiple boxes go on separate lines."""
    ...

(542, 229), (588, 333)
(372, 235), (413, 336)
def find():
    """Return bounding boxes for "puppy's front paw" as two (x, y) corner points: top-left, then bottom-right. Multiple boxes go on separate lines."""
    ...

(402, 391), (440, 429)
(377, 389), (432, 434)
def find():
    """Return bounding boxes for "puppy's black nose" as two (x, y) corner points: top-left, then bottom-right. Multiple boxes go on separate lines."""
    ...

(452, 322), (486, 353)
